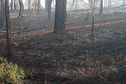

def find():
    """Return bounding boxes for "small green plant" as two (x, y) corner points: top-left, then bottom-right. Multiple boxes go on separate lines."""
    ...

(0, 57), (26, 84)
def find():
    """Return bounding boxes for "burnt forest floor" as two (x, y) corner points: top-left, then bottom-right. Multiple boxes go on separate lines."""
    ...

(0, 12), (126, 84)
(10, 22), (126, 83)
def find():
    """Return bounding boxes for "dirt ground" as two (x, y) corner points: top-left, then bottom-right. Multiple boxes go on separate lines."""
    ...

(0, 11), (126, 83)
(13, 22), (126, 83)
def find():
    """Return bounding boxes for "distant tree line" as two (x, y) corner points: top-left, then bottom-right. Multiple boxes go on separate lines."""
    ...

(1, 0), (126, 29)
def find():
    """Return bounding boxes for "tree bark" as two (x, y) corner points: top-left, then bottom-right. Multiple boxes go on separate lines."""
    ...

(0, 0), (5, 27)
(64, 0), (67, 21)
(91, 0), (95, 48)
(99, 0), (103, 15)
(45, 0), (52, 20)
(37, 0), (41, 13)
(54, 0), (66, 34)
(14, 0), (17, 11)
(18, 0), (24, 18)
(5, 0), (11, 57)
(10, 0), (14, 11)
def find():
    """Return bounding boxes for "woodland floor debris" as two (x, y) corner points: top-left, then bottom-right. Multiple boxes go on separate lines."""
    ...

(0, 13), (126, 83)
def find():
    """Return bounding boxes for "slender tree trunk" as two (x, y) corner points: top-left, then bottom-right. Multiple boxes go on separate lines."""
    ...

(14, 0), (17, 11)
(99, 0), (103, 15)
(64, 0), (67, 21)
(1, 0), (5, 27)
(5, 0), (11, 57)
(48, 0), (52, 20)
(18, 0), (24, 18)
(34, 0), (37, 11)
(45, 0), (48, 11)
(54, 0), (66, 34)
(45, 0), (52, 20)
(37, 0), (41, 13)
(123, 0), (125, 8)
(91, 0), (95, 48)
(10, 0), (14, 11)
(0, 0), (1, 26)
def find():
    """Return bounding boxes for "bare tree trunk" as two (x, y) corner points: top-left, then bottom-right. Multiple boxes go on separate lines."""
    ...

(64, 0), (67, 21)
(1, 0), (5, 27)
(14, 0), (17, 11)
(0, 0), (1, 26)
(18, 0), (24, 18)
(91, 0), (95, 48)
(10, 0), (13, 11)
(99, 0), (103, 15)
(54, 0), (66, 34)
(45, 0), (52, 20)
(48, 0), (52, 20)
(5, 0), (11, 57)
(45, 0), (48, 11)
(34, 0), (37, 11)
(37, 0), (41, 13)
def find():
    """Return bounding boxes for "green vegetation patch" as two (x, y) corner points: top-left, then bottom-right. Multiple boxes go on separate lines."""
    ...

(0, 57), (26, 84)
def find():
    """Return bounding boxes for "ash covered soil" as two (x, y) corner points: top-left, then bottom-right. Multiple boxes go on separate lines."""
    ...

(0, 12), (126, 83)
(10, 21), (126, 83)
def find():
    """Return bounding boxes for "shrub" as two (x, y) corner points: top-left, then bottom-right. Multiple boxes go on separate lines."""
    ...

(0, 57), (26, 84)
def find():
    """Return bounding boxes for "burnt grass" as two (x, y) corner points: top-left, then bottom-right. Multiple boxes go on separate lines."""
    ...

(0, 12), (126, 83)
(8, 21), (126, 83)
